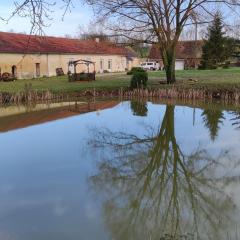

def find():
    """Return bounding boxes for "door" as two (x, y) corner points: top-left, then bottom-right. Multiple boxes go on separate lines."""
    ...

(11, 65), (17, 78)
(108, 60), (112, 72)
(175, 60), (185, 70)
(36, 63), (40, 77)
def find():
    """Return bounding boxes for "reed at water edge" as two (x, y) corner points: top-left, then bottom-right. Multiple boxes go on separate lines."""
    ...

(1, 84), (240, 104)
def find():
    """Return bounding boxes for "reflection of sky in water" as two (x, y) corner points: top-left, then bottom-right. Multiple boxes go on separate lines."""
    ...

(0, 101), (239, 239)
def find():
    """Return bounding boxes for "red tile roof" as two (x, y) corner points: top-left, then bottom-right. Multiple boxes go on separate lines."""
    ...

(0, 32), (128, 55)
(149, 40), (203, 60)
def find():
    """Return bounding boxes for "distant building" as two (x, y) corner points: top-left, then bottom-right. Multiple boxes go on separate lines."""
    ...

(0, 32), (139, 79)
(149, 40), (203, 70)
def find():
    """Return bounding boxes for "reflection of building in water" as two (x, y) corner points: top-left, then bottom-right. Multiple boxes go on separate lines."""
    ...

(0, 101), (119, 132)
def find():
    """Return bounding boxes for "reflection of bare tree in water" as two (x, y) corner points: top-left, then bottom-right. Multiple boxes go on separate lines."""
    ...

(89, 105), (237, 240)
(231, 112), (240, 129)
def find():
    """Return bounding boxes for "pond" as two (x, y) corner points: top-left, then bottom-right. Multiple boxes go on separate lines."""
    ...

(0, 99), (240, 240)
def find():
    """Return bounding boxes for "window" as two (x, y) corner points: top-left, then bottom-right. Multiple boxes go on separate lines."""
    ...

(108, 60), (112, 71)
(36, 63), (40, 77)
(100, 59), (104, 70)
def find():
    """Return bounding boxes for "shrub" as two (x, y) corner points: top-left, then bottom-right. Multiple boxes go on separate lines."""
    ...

(127, 67), (145, 75)
(198, 65), (205, 70)
(222, 65), (229, 69)
(222, 61), (230, 69)
(236, 61), (240, 67)
(132, 67), (145, 72)
(198, 63), (217, 70)
(209, 65), (218, 70)
(130, 71), (148, 89)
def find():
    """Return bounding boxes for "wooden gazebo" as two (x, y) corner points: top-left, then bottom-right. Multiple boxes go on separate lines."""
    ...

(68, 59), (96, 82)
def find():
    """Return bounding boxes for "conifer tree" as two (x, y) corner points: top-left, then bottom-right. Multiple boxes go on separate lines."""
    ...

(200, 13), (226, 69)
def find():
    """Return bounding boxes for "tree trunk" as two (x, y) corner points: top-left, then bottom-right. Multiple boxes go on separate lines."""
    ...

(165, 59), (176, 84)
(162, 47), (176, 84)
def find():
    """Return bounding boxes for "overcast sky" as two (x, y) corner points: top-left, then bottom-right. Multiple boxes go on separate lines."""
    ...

(0, 0), (93, 37)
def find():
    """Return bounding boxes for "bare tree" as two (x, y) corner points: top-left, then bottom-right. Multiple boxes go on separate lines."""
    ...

(4, 0), (57, 34)
(75, 21), (137, 44)
(81, 0), (240, 83)
(5, 0), (240, 83)
(180, 26), (198, 41)
(226, 19), (240, 39)
(75, 20), (109, 40)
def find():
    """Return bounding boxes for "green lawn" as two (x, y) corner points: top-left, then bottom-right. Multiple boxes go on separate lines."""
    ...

(0, 68), (240, 94)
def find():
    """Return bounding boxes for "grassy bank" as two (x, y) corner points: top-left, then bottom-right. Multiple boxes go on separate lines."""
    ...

(0, 68), (240, 94)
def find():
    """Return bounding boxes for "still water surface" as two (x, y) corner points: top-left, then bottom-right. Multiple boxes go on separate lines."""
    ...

(0, 100), (240, 240)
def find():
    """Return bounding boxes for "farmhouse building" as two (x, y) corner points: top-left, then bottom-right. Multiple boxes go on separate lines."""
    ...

(0, 32), (139, 79)
(149, 40), (203, 70)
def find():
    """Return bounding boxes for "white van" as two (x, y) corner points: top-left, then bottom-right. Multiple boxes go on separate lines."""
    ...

(141, 61), (160, 71)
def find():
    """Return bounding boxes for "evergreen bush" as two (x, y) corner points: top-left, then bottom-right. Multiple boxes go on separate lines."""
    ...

(127, 67), (146, 75)
(130, 71), (148, 89)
